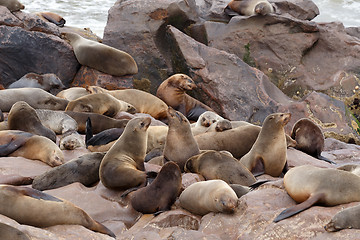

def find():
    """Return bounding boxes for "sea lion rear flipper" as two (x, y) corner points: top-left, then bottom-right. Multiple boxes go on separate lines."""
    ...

(16, 186), (63, 202)
(0, 137), (27, 157)
(41, 13), (66, 27)
(85, 117), (93, 147)
(249, 179), (270, 190)
(121, 187), (140, 198)
(92, 220), (116, 238)
(317, 155), (337, 165)
(273, 192), (325, 223)
(186, 106), (208, 122)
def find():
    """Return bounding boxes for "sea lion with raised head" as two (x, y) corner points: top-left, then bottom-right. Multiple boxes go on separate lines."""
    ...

(240, 112), (291, 177)
(63, 32), (138, 76)
(179, 179), (238, 216)
(273, 165), (360, 223)
(156, 74), (214, 121)
(99, 117), (151, 190)
(0, 184), (115, 237)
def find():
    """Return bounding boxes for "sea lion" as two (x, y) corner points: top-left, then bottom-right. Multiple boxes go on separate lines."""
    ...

(325, 204), (360, 232)
(35, 12), (66, 27)
(35, 109), (78, 134)
(0, 184), (115, 237)
(56, 87), (90, 101)
(0, 130), (64, 167)
(240, 113), (291, 177)
(179, 179), (238, 216)
(8, 101), (56, 142)
(291, 118), (335, 164)
(185, 150), (256, 186)
(163, 107), (200, 171)
(129, 161), (182, 214)
(63, 32), (138, 76)
(32, 152), (105, 191)
(337, 164), (360, 177)
(273, 165), (360, 223)
(0, 0), (24, 12)
(0, 88), (69, 112)
(8, 73), (65, 95)
(191, 111), (226, 135)
(226, 0), (274, 16)
(65, 93), (136, 117)
(65, 111), (128, 134)
(156, 74), (214, 121)
(0, 222), (30, 240)
(59, 130), (85, 150)
(87, 86), (168, 121)
(99, 117), (151, 190)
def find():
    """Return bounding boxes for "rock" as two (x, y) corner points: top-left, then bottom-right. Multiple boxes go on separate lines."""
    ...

(72, 66), (134, 90)
(194, 0), (230, 21)
(0, 6), (22, 27)
(270, 0), (319, 20)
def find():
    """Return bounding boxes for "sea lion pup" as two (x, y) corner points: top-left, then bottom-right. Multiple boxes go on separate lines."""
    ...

(129, 161), (182, 214)
(179, 179), (238, 216)
(0, 185), (115, 237)
(0, 0), (24, 12)
(65, 93), (136, 117)
(291, 118), (336, 164)
(191, 111), (225, 135)
(0, 130), (64, 167)
(0, 222), (30, 240)
(240, 112), (291, 177)
(156, 74), (214, 122)
(87, 86), (168, 121)
(226, 0), (274, 16)
(63, 32), (138, 76)
(185, 150), (256, 186)
(0, 88), (69, 112)
(32, 152), (105, 191)
(35, 12), (66, 27)
(325, 204), (360, 232)
(8, 101), (56, 142)
(273, 165), (360, 223)
(65, 111), (128, 134)
(163, 107), (200, 171)
(56, 87), (90, 101)
(8, 73), (65, 95)
(99, 117), (151, 190)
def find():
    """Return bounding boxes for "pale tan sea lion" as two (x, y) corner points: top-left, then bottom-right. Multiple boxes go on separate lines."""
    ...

(0, 184), (115, 237)
(226, 0), (274, 16)
(274, 165), (360, 223)
(0, 0), (24, 12)
(325, 204), (360, 232)
(87, 86), (168, 121)
(129, 161), (182, 214)
(65, 93), (136, 117)
(99, 117), (151, 190)
(0, 88), (69, 112)
(240, 113), (291, 177)
(63, 32), (138, 76)
(191, 111), (225, 135)
(185, 150), (256, 186)
(56, 87), (90, 101)
(179, 179), (238, 216)
(156, 74), (214, 121)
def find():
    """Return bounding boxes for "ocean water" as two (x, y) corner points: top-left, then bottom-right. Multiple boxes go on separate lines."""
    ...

(20, 0), (360, 38)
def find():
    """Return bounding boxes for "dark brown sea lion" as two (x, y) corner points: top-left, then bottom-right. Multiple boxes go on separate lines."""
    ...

(0, 184), (115, 237)
(274, 165), (360, 223)
(8, 101), (56, 142)
(156, 74), (214, 121)
(129, 161), (182, 214)
(99, 117), (151, 190)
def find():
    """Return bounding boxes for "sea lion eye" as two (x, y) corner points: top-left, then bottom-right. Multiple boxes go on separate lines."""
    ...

(212, 120), (216, 123)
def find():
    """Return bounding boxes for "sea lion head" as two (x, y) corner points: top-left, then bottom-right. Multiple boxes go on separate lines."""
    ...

(167, 107), (189, 126)
(48, 148), (65, 167)
(215, 119), (232, 132)
(127, 117), (151, 133)
(170, 74), (196, 91)
(215, 191), (239, 214)
(264, 112), (291, 129)
(254, 2), (274, 15)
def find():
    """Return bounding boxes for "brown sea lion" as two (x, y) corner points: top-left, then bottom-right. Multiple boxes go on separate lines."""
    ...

(65, 93), (136, 117)
(87, 86), (168, 121)
(8, 73), (65, 95)
(273, 165), (360, 223)
(35, 12), (66, 27)
(0, 130), (64, 167)
(240, 113), (291, 177)
(99, 117), (151, 190)
(0, 0), (24, 12)
(156, 74), (214, 121)
(0, 184), (115, 237)
(63, 32), (138, 76)
(163, 107), (200, 171)
(179, 179), (238, 216)
(185, 150), (256, 186)
(56, 87), (90, 101)
(226, 0), (274, 16)
(129, 161), (182, 214)
(325, 204), (360, 232)
(0, 222), (30, 240)
(0, 88), (69, 112)
(8, 101), (56, 142)
(291, 118), (335, 164)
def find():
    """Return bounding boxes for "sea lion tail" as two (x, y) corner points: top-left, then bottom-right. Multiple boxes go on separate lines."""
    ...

(85, 117), (93, 147)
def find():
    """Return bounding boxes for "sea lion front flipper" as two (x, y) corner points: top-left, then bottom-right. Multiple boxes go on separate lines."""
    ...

(85, 117), (93, 147)
(15, 186), (63, 202)
(249, 179), (270, 190)
(273, 192), (325, 223)
(317, 155), (337, 165)
(0, 137), (27, 157)
(121, 187), (140, 198)
(251, 156), (265, 177)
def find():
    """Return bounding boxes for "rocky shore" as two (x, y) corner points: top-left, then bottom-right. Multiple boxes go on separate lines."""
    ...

(1, 0), (360, 239)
